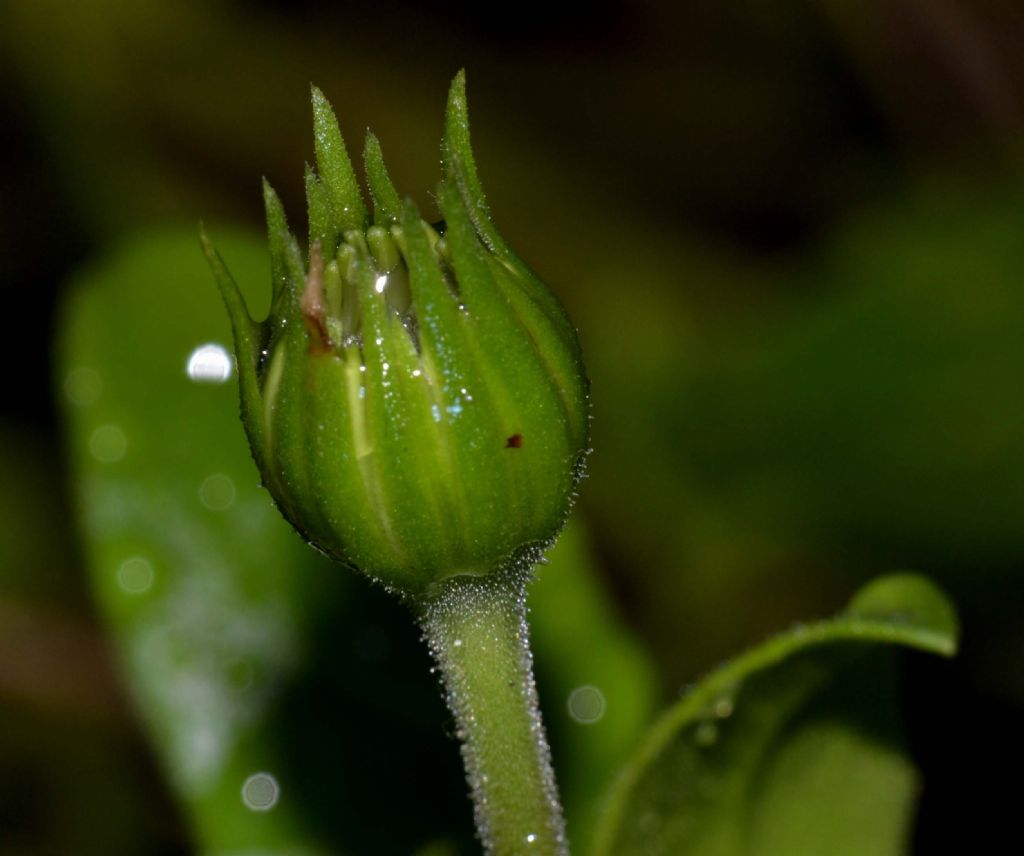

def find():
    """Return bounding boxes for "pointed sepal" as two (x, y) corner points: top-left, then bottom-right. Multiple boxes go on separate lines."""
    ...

(199, 223), (266, 456)
(305, 163), (339, 254)
(442, 70), (507, 258)
(311, 85), (369, 234)
(262, 178), (306, 310)
(364, 130), (403, 226)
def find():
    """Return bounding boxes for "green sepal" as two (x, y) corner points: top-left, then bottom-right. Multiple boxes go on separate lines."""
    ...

(305, 163), (339, 254)
(198, 225), (260, 368)
(364, 131), (403, 225)
(443, 69), (533, 282)
(441, 75), (580, 351)
(262, 178), (305, 313)
(398, 200), (488, 574)
(311, 84), (368, 234)
(442, 71), (503, 253)
(438, 179), (587, 455)
(199, 225), (265, 460)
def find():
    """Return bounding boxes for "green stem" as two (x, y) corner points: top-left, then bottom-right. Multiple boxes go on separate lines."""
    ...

(418, 566), (568, 855)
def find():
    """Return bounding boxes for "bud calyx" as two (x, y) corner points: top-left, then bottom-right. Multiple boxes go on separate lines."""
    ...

(203, 72), (589, 597)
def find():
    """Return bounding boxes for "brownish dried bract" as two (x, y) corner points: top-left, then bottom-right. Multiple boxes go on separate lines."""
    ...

(301, 241), (333, 352)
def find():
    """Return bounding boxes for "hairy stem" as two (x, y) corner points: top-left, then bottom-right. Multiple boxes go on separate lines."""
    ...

(418, 566), (568, 855)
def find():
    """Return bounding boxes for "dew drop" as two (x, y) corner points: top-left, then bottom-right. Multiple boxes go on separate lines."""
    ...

(526, 833), (538, 845)
(117, 556), (154, 594)
(186, 343), (233, 383)
(64, 367), (102, 405)
(241, 772), (280, 811)
(713, 696), (734, 719)
(374, 274), (388, 294)
(89, 425), (127, 463)
(567, 685), (606, 724)
(453, 638), (463, 648)
(199, 473), (236, 511)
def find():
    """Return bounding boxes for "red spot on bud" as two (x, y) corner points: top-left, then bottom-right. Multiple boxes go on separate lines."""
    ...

(506, 434), (523, 448)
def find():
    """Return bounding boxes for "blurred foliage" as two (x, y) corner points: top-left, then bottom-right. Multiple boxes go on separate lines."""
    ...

(592, 574), (957, 856)
(2, 0), (1022, 851)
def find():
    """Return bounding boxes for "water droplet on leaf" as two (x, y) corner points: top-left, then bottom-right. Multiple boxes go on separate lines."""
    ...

(241, 772), (280, 811)
(186, 343), (233, 383)
(567, 685), (606, 724)
(117, 556), (154, 594)
(89, 424), (127, 463)
(199, 473), (236, 511)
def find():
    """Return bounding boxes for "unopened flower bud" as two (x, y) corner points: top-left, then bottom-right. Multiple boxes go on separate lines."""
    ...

(203, 72), (589, 597)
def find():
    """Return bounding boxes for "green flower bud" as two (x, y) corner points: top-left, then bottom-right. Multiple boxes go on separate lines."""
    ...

(202, 72), (589, 597)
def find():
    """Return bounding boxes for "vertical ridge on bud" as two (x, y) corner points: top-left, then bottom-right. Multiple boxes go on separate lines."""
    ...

(438, 181), (571, 533)
(339, 258), (403, 568)
(443, 177), (586, 447)
(397, 204), (479, 559)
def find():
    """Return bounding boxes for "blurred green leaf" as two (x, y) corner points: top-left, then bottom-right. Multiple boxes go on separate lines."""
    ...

(57, 225), (340, 853)
(590, 573), (957, 856)
(531, 520), (659, 853)
(845, 573), (958, 654)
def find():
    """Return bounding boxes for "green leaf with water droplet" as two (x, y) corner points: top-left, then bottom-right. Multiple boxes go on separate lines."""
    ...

(57, 226), (345, 854)
(590, 573), (958, 856)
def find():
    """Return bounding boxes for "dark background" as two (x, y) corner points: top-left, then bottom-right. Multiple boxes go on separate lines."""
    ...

(2, 0), (1022, 851)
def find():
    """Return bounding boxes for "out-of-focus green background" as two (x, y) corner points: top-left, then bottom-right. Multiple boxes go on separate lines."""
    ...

(1, 0), (1020, 852)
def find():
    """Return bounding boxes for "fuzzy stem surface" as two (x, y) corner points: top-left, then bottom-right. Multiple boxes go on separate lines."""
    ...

(419, 566), (568, 855)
